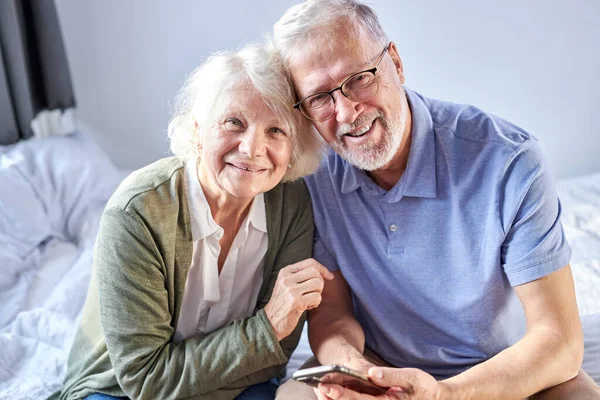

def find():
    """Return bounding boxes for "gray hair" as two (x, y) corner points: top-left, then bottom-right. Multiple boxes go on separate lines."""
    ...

(273, 0), (389, 66)
(167, 43), (324, 181)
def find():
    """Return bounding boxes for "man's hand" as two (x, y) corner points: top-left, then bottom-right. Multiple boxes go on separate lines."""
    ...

(264, 259), (333, 341)
(313, 356), (378, 400)
(315, 367), (444, 400)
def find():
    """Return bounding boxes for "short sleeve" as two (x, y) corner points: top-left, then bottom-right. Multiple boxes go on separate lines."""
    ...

(313, 224), (340, 272)
(499, 139), (572, 286)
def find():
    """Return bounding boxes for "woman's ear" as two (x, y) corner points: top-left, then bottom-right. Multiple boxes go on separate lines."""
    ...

(194, 119), (203, 151)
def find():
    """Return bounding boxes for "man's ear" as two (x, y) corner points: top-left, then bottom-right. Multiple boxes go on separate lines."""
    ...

(388, 42), (406, 85)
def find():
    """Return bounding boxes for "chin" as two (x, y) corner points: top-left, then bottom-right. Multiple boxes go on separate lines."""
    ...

(226, 187), (261, 200)
(223, 173), (282, 199)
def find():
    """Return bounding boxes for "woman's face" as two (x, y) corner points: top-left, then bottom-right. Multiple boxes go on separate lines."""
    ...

(197, 88), (292, 202)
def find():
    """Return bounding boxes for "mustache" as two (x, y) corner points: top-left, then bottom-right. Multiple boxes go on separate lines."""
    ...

(335, 111), (384, 138)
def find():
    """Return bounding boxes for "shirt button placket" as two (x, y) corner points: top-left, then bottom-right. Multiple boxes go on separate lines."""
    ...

(387, 222), (404, 256)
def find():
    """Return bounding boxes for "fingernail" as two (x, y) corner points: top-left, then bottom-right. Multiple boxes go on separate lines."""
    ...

(370, 367), (383, 379)
(319, 385), (331, 395)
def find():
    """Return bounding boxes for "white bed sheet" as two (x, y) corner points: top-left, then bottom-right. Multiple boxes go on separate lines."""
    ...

(0, 133), (127, 398)
(556, 172), (600, 317)
(0, 134), (598, 399)
(557, 172), (600, 383)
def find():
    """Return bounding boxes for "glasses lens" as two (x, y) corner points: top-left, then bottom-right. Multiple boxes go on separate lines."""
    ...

(342, 72), (378, 102)
(300, 93), (334, 121)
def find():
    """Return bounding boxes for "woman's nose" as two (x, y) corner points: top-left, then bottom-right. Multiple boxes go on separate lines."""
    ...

(238, 129), (267, 158)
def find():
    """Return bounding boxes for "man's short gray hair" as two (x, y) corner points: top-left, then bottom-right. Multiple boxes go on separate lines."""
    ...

(168, 43), (323, 181)
(273, 0), (389, 65)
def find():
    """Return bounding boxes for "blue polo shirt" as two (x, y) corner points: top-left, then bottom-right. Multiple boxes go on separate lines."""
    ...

(304, 88), (571, 379)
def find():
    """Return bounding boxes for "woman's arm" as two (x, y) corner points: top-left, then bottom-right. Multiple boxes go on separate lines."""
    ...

(96, 208), (288, 399)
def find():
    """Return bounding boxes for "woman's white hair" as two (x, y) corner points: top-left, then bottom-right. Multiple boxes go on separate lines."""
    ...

(273, 0), (389, 66)
(168, 43), (324, 181)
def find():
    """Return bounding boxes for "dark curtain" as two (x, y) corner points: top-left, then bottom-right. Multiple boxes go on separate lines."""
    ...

(0, 0), (75, 144)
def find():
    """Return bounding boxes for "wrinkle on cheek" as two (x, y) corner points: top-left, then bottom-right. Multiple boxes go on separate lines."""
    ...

(378, 74), (402, 92)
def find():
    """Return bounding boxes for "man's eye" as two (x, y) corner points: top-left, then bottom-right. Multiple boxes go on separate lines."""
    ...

(347, 73), (374, 89)
(306, 94), (329, 108)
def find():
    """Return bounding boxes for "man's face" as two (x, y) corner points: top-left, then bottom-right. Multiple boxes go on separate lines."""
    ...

(288, 35), (410, 171)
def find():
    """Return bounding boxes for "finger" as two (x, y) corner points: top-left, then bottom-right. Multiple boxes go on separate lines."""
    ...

(296, 276), (326, 294)
(368, 367), (415, 393)
(302, 291), (323, 310)
(287, 265), (328, 284)
(313, 387), (332, 400)
(273, 275), (324, 303)
(284, 258), (317, 272)
(314, 262), (335, 280)
(286, 259), (334, 280)
(318, 384), (376, 400)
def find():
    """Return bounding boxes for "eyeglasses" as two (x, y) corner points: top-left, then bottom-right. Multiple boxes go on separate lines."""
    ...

(293, 42), (391, 122)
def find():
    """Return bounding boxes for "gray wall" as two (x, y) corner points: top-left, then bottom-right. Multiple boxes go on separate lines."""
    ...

(55, 0), (600, 179)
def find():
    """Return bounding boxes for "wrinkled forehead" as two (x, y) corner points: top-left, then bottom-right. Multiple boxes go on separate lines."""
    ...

(286, 32), (381, 98)
(209, 84), (290, 129)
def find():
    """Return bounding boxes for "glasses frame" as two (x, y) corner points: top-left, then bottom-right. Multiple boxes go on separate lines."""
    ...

(293, 42), (391, 121)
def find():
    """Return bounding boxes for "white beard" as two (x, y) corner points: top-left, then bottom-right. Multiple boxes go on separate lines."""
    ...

(332, 91), (408, 171)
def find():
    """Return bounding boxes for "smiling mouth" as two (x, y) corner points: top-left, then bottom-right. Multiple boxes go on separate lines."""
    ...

(343, 119), (376, 139)
(228, 163), (266, 173)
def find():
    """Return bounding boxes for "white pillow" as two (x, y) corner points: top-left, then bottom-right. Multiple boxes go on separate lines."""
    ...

(0, 132), (123, 289)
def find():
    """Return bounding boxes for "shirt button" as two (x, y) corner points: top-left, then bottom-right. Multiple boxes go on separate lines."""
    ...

(389, 224), (398, 232)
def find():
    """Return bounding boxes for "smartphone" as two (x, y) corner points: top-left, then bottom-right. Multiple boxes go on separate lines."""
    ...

(291, 364), (389, 396)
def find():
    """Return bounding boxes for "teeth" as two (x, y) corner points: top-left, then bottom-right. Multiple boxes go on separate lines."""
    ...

(347, 122), (372, 137)
(236, 165), (259, 172)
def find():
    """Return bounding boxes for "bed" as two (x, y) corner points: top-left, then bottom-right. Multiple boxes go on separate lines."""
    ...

(0, 134), (598, 399)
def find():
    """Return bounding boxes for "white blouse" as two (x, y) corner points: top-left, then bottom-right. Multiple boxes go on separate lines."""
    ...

(173, 160), (268, 343)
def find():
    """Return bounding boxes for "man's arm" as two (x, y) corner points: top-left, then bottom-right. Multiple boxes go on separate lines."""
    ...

(315, 264), (584, 400)
(439, 263), (583, 400)
(308, 270), (376, 372)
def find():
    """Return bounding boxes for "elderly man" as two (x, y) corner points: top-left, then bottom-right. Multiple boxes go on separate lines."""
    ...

(273, 1), (600, 399)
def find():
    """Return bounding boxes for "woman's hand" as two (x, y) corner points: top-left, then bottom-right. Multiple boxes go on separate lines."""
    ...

(264, 258), (334, 341)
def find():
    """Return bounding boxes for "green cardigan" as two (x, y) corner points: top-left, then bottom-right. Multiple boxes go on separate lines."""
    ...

(53, 157), (312, 400)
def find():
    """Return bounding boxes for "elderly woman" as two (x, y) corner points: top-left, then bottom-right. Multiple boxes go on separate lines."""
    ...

(53, 44), (328, 400)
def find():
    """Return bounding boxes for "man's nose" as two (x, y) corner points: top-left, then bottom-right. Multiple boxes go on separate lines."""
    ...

(334, 93), (362, 124)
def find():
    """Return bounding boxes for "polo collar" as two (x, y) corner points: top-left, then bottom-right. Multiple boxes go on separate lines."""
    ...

(339, 87), (437, 202)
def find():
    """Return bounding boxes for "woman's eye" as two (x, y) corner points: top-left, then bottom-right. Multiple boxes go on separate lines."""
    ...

(269, 127), (287, 135)
(224, 118), (243, 128)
